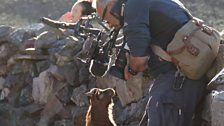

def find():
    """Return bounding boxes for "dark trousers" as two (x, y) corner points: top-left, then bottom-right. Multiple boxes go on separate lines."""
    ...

(139, 70), (207, 126)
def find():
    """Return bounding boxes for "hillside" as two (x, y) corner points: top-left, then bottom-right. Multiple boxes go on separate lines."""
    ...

(0, 0), (224, 30)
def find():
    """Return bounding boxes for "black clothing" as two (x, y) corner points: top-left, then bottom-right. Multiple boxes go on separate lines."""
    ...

(123, 0), (189, 77)
(122, 0), (207, 126)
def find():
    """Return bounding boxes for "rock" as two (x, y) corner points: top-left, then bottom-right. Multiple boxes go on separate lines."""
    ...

(34, 31), (59, 49)
(0, 116), (10, 126)
(19, 37), (36, 50)
(58, 62), (79, 86)
(19, 84), (34, 106)
(0, 25), (14, 44)
(70, 85), (89, 107)
(0, 77), (5, 90)
(105, 95), (149, 126)
(4, 73), (32, 107)
(48, 64), (65, 81)
(71, 106), (88, 126)
(54, 119), (73, 126)
(207, 67), (224, 90)
(38, 96), (71, 126)
(0, 65), (8, 76)
(32, 70), (55, 104)
(54, 53), (71, 67)
(35, 60), (51, 74)
(78, 66), (90, 84)
(0, 88), (10, 101)
(7, 28), (36, 46)
(22, 23), (45, 35)
(96, 73), (151, 106)
(0, 43), (18, 65)
(211, 90), (224, 126)
(56, 84), (73, 104)
(13, 54), (49, 62)
(0, 102), (39, 126)
(207, 44), (224, 80)
(22, 103), (44, 117)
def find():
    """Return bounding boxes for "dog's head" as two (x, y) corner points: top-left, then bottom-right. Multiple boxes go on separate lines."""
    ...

(86, 88), (116, 106)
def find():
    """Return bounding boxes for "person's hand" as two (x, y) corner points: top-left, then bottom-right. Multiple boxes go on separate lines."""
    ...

(124, 65), (133, 80)
(124, 52), (149, 80)
(124, 52), (133, 80)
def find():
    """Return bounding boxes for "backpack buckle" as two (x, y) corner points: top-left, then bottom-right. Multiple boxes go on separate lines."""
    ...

(173, 69), (185, 91)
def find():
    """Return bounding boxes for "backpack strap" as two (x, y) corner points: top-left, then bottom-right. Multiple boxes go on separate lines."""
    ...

(150, 44), (180, 65)
(150, 45), (172, 62)
(175, 1), (194, 19)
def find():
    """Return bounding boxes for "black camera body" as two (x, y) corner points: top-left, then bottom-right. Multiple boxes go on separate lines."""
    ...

(76, 28), (128, 79)
(77, 0), (129, 79)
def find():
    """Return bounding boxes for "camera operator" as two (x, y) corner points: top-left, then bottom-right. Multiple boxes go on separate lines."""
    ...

(59, 0), (96, 23)
(95, 0), (207, 126)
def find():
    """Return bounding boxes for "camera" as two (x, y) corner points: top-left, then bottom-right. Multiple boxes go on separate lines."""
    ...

(40, 16), (128, 79)
(76, 28), (128, 79)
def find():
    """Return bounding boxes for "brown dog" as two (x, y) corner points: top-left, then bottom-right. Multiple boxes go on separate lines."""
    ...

(85, 88), (117, 126)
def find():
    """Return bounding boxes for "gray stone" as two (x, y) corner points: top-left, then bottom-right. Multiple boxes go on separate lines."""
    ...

(120, 96), (148, 124)
(7, 28), (36, 46)
(0, 77), (5, 90)
(0, 43), (18, 65)
(70, 85), (89, 107)
(39, 96), (71, 126)
(58, 62), (79, 86)
(32, 70), (55, 104)
(96, 73), (151, 106)
(22, 23), (45, 35)
(34, 31), (59, 49)
(207, 44), (224, 80)
(4, 73), (32, 107)
(19, 85), (34, 106)
(0, 25), (14, 43)
(54, 119), (73, 126)
(71, 106), (88, 126)
(0, 88), (10, 101)
(56, 84), (73, 104)
(35, 60), (50, 74)
(48, 64), (65, 81)
(78, 66), (90, 84)
(211, 91), (224, 126)
(207, 68), (224, 90)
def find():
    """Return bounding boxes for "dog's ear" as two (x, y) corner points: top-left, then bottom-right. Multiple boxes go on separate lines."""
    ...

(107, 88), (116, 97)
(85, 88), (98, 97)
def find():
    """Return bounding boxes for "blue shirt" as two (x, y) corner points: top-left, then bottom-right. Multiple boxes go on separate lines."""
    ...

(123, 0), (190, 76)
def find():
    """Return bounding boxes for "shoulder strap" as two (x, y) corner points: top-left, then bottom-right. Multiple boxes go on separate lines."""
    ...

(150, 2), (194, 62)
(150, 45), (172, 62)
(175, 1), (194, 19)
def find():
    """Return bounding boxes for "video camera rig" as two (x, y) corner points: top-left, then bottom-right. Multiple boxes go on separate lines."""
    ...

(41, 14), (127, 79)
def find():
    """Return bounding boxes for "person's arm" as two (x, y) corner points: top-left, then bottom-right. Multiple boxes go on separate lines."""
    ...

(124, 54), (149, 80)
(123, 0), (151, 80)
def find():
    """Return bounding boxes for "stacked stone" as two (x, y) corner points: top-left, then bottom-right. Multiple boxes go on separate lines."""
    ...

(0, 24), (151, 126)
